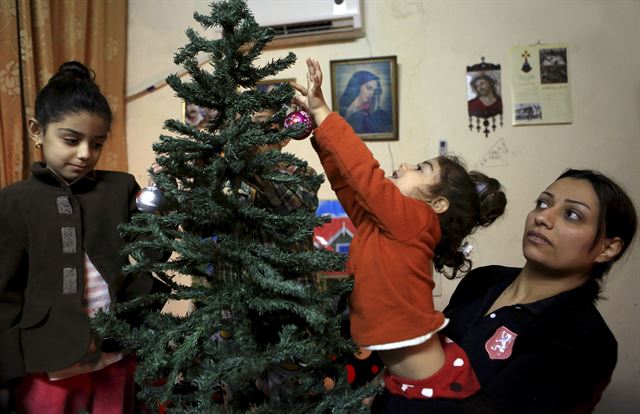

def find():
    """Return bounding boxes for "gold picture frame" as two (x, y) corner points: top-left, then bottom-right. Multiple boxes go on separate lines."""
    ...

(330, 56), (398, 141)
(256, 78), (296, 94)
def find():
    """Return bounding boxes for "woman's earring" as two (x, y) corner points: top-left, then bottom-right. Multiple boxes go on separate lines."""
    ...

(34, 142), (42, 149)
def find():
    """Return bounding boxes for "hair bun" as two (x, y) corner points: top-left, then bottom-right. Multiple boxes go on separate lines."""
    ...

(469, 171), (507, 227)
(53, 61), (94, 82)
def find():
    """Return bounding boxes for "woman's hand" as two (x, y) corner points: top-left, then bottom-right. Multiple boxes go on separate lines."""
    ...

(344, 94), (366, 119)
(291, 58), (332, 127)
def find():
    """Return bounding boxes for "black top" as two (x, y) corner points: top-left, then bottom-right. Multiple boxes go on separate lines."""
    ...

(373, 265), (617, 414)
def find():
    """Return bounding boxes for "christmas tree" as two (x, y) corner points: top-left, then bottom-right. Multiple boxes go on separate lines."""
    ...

(93, 0), (376, 412)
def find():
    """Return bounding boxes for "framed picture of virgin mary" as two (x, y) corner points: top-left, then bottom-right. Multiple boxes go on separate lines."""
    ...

(330, 56), (398, 141)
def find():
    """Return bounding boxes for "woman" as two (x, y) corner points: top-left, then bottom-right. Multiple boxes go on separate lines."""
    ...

(372, 169), (637, 413)
(338, 70), (391, 134)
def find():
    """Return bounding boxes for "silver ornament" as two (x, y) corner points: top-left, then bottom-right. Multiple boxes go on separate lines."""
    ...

(136, 185), (164, 213)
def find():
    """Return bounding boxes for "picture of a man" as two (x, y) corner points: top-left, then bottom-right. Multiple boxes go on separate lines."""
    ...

(467, 73), (502, 118)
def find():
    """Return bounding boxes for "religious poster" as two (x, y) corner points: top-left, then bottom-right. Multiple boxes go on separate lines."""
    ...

(509, 43), (572, 125)
(466, 58), (503, 138)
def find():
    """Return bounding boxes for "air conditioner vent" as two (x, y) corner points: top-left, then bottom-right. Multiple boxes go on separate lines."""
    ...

(268, 17), (355, 38)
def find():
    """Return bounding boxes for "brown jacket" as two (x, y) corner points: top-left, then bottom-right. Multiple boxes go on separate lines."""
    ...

(0, 163), (164, 383)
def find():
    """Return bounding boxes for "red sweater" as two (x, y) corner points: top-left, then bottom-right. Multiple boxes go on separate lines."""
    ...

(313, 113), (445, 347)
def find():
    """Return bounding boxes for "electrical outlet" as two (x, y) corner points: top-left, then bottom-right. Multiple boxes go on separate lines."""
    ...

(438, 140), (448, 156)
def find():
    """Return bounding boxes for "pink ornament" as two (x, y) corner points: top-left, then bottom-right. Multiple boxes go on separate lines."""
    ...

(284, 110), (313, 140)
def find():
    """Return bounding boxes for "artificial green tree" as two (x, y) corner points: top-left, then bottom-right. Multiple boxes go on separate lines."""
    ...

(94, 0), (375, 412)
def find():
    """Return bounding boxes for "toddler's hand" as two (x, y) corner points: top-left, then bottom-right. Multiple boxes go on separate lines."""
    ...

(291, 58), (331, 126)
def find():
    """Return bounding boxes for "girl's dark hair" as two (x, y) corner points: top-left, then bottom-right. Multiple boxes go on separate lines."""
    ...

(429, 156), (507, 279)
(557, 169), (637, 297)
(34, 61), (112, 130)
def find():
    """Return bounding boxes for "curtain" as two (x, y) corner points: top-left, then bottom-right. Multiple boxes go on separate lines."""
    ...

(0, 0), (127, 187)
(0, 0), (24, 185)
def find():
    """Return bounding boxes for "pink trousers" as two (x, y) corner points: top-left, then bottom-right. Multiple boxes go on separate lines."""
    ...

(16, 357), (136, 414)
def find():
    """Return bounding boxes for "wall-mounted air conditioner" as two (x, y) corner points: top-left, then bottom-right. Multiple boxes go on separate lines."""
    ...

(246, 0), (364, 48)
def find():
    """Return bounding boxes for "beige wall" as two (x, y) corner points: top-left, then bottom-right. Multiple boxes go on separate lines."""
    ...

(126, 1), (640, 411)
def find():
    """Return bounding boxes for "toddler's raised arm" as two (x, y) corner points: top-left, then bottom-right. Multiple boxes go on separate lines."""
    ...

(291, 58), (332, 127)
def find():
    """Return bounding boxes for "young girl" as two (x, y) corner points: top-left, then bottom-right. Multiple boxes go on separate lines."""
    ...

(292, 58), (507, 401)
(0, 61), (164, 413)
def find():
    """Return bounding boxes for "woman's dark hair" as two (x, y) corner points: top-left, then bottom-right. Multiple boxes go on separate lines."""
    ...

(557, 169), (637, 296)
(34, 61), (112, 130)
(428, 156), (507, 279)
